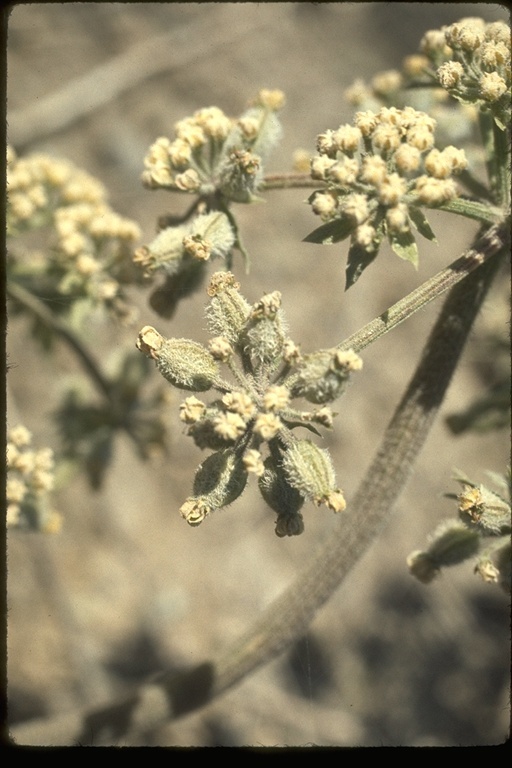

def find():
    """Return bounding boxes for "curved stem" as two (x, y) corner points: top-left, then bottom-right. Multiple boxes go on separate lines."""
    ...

(6, 280), (113, 403)
(11, 225), (507, 746)
(492, 121), (511, 210)
(262, 173), (323, 190)
(338, 221), (509, 353)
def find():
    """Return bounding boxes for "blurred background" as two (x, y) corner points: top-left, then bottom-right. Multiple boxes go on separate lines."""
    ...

(6, 3), (510, 746)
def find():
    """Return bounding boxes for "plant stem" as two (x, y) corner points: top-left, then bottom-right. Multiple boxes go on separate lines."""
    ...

(492, 120), (511, 210)
(11, 224), (507, 745)
(338, 221), (509, 353)
(262, 173), (323, 190)
(6, 281), (113, 402)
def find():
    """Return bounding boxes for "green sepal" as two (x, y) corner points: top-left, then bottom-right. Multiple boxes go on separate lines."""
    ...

(303, 217), (355, 245)
(408, 206), (437, 243)
(388, 228), (419, 268)
(282, 418), (322, 437)
(345, 241), (379, 289)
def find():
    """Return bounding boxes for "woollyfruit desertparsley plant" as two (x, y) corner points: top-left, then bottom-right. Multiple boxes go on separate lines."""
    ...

(7, 12), (511, 748)
(136, 271), (362, 536)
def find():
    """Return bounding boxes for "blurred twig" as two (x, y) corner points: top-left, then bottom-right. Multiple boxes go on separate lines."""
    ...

(8, 9), (271, 151)
(6, 281), (113, 401)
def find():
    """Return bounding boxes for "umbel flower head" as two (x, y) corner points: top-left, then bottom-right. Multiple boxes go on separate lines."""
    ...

(136, 272), (362, 536)
(407, 469), (511, 593)
(141, 89), (285, 202)
(305, 106), (469, 287)
(6, 147), (142, 323)
(420, 17), (511, 130)
(135, 90), (285, 317)
(6, 424), (62, 533)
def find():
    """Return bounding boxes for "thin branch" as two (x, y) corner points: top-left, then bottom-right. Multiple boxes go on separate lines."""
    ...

(8, 10), (272, 151)
(10, 223), (508, 746)
(6, 281), (113, 402)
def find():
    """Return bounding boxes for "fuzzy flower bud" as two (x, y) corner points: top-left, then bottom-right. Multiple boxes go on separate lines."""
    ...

(213, 412), (247, 440)
(205, 272), (252, 346)
(424, 147), (468, 178)
(243, 449), (265, 476)
(437, 61), (465, 89)
(179, 396), (207, 424)
(310, 155), (337, 181)
(191, 448), (248, 515)
(281, 440), (346, 512)
(479, 71), (508, 102)
(252, 88), (286, 111)
(208, 336), (234, 362)
(316, 129), (338, 157)
(263, 385), (290, 412)
(253, 413), (282, 440)
(222, 391), (256, 419)
(386, 203), (410, 233)
(371, 69), (402, 96)
(218, 149), (262, 202)
(311, 191), (338, 220)
(354, 110), (378, 137)
(137, 326), (220, 391)
(334, 124), (362, 153)
(407, 521), (481, 583)
(258, 457), (305, 536)
(414, 175), (458, 205)
(244, 292), (287, 365)
(329, 157), (359, 186)
(457, 482), (511, 535)
(291, 348), (362, 404)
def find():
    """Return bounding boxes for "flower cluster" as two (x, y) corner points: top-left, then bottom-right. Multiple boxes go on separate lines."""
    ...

(305, 106), (468, 286)
(133, 210), (236, 318)
(6, 424), (62, 533)
(135, 90), (285, 317)
(142, 89), (285, 202)
(407, 471), (511, 593)
(7, 147), (142, 322)
(420, 18), (510, 130)
(136, 272), (362, 536)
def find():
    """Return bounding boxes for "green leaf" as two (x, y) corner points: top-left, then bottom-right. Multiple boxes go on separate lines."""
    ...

(345, 241), (380, 289)
(408, 206), (437, 242)
(388, 229), (419, 267)
(303, 217), (355, 245)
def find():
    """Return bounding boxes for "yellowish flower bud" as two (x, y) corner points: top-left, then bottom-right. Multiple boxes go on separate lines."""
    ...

(281, 440), (345, 511)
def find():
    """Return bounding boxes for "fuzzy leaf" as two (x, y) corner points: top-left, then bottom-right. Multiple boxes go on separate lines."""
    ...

(388, 229), (419, 267)
(303, 217), (355, 245)
(408, 206), (437, 242)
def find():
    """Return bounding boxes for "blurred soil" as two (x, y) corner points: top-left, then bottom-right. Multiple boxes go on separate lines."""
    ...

(5, 3), (510, 747)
